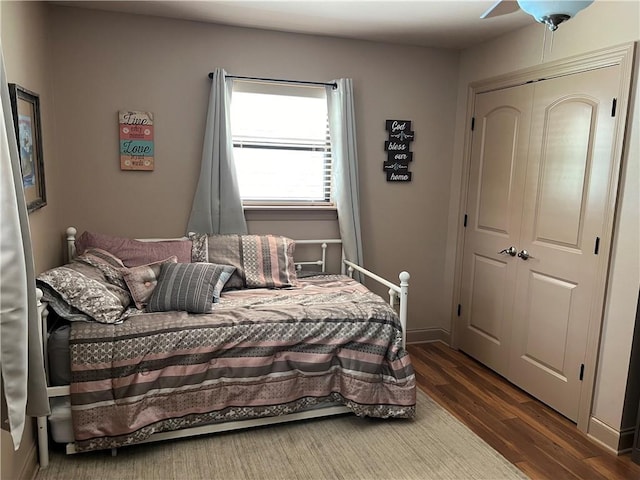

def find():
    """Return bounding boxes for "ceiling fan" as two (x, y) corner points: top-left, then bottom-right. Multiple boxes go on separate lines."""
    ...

(481, 0), (595, 31)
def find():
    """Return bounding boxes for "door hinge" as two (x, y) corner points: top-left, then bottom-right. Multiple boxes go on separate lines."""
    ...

(463, 214), (468, 227)
(471, 117), (475, 131)
(611, 98), (617, 117)
(457, 304), (462, 317)
(579, 364), (585, 381)
(594, 237), (600, 255)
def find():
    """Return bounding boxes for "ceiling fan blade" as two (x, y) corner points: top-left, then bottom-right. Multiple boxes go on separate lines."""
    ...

(480, 0), (521, 19)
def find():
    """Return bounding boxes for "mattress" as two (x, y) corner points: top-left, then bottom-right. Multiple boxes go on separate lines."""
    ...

(48, 323), (71, 386)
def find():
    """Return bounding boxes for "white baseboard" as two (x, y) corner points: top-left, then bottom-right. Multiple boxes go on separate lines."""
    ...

(406, 328), (451, 345)
(587, 416), (634, 454)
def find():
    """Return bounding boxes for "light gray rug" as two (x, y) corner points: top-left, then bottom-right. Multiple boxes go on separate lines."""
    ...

(36, 389), (528, 479)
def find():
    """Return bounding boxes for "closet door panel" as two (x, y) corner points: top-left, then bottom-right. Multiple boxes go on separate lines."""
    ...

(467, 254), (509, 343)
(457, 85), (534, 376)
(534, 100), (594, 247)
(510, 65), (621, 421)
(520, 271), (576, 378)
(477, 108), (521, 234)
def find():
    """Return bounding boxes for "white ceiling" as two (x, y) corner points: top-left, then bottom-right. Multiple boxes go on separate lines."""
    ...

(52, 1), (535, 50)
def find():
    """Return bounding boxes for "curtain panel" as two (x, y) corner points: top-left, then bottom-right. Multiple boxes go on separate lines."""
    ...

(0, 41), (49, 450)
(187, 68), (247, 235)
(327, 79), (364, 277)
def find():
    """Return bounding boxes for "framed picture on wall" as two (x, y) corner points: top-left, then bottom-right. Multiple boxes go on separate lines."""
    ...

(8, 83), (46, 213)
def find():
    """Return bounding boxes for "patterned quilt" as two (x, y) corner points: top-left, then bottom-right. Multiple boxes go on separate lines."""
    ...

(69, 274), (416, 452)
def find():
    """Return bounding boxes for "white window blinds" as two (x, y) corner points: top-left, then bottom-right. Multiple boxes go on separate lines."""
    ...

(230, 81), (332, 204)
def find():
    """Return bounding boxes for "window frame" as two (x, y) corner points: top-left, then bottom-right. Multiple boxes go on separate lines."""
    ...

(230, 80), (334, 208)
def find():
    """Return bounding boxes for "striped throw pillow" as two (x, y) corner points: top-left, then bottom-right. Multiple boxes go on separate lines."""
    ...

(241, 235), (298, 289)
(147, 262), (235, 314)
(202, 234), (298, 290)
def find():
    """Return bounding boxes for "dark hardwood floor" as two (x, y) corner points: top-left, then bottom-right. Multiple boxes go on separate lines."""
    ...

(407, 342), (640, 480)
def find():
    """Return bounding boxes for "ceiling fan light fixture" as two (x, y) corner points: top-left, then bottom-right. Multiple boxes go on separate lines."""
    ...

(517, 0), (594, 31)
(539, 13), (571, 31)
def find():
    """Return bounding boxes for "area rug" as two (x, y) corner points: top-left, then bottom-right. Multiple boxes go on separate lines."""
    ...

(36, 389), (528, 479)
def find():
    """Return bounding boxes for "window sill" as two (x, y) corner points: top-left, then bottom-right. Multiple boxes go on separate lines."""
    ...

(243, 203), (336, 212)
(243, 204), (337, 222)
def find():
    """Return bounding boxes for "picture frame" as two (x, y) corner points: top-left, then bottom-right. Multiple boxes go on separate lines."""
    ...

(8, 83), (46, 213)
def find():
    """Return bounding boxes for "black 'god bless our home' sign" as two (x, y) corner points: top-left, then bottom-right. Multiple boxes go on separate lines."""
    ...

(384, 119), (414, 182)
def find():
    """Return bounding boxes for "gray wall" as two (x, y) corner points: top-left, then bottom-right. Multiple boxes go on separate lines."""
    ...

(45, 5), (460, 338)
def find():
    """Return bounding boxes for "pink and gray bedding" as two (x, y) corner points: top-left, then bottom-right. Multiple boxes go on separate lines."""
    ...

(68, 274), (416, 452)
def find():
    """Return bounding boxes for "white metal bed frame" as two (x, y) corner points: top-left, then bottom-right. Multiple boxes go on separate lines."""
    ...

(36, 227), (410, 468)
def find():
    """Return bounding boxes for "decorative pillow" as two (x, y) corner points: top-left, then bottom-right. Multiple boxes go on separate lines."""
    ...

(204, 234), (298, 290)
(203, 234), (244, 290)
(147, 263), (236, 314)
(122, 256), (178, 310)
(36, 259), (131, 324)
(189, 233), (208, 263)
(75, 231), (192, 267)
(75, 248), (128, 290)
(241, 235), (298, 288)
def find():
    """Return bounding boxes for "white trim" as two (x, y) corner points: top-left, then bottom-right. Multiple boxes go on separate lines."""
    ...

(588, 416), (623, 454)
(407, 328), (451, 345)
(586, 415), (637, 455)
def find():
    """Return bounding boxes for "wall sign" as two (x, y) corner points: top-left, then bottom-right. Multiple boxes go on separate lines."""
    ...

(384, 120), (414, 182)
(119, 111), (154, 171)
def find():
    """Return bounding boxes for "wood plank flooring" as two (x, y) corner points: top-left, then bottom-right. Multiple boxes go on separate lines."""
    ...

(407, 341), (640, 480)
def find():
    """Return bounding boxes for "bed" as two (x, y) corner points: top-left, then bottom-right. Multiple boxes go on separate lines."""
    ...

(35, 227), (415, 468)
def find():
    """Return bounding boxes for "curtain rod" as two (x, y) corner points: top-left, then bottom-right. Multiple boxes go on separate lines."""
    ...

(208, 72), (337, 89)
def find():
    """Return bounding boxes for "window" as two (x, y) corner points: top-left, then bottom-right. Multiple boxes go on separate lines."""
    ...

(230, 81), (332, 205)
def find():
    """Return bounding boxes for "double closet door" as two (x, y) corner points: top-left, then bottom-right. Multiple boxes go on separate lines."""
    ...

(457, 65), (621, 422)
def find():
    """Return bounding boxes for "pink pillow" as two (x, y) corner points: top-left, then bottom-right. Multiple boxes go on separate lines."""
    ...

(122, 256), (178, 310)
(75, 231), (192, 267)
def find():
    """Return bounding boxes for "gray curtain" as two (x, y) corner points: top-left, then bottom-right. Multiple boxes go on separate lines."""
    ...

(0, 41), (49, 450)
(327, 79), (364, 275)
(187, 68), (247, 234)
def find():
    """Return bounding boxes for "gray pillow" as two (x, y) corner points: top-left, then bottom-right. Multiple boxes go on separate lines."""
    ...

(147, 262), (235, 314)
(36, 253), (132, 324)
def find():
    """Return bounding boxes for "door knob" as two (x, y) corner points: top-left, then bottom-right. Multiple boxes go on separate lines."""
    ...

(518, 249), (534, 260)
(498, 246), (518, 257)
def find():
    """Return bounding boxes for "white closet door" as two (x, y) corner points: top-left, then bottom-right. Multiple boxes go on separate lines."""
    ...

(457, 84), (534, 377)
(508, 65), (621, 421)
(458, 64), (623, 422)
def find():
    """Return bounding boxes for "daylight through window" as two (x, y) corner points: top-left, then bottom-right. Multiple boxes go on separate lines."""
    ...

(230, 81), (332, 205)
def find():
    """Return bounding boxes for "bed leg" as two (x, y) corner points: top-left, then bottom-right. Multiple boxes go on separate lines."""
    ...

(398, 271), (410, 348)
(37, 416), (49, 469)
(111, 448), (118, 457)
